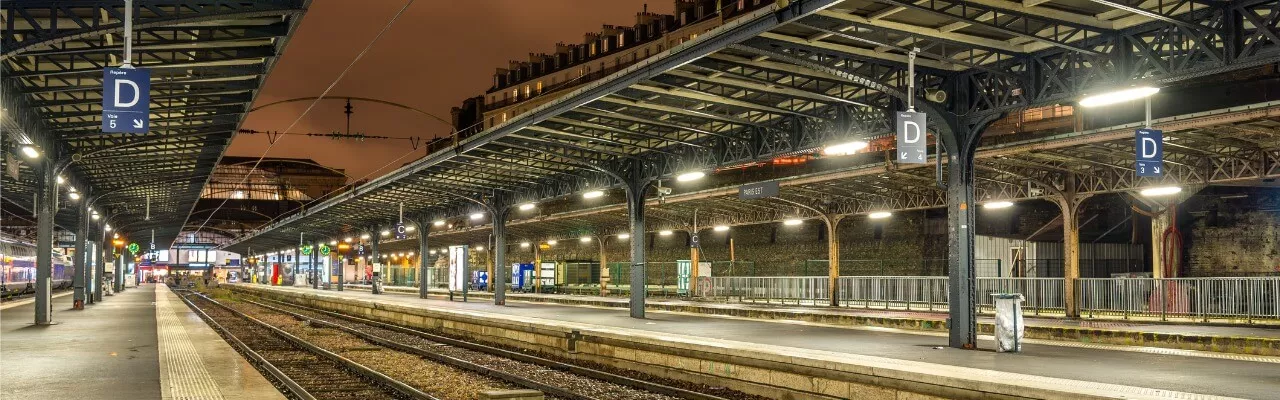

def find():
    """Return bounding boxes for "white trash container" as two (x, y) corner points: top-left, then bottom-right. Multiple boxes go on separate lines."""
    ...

(992, 293), (1025, 353)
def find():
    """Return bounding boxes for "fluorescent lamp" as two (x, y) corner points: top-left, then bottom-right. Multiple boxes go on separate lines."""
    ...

(475, 246), (484, 251)
(360, 234), (370, 240)
(68, 192), (81, 200)
(91, 214), (100, 221)
(658, 230), (673, 236)
(616, 233), (630, 239)
(405, 226), (416, 232)
(713, 225), (730, 232)
(470, 212), (484, 220)
(433, 220), (445, 226)
(580, 237), (591, 243)
(520, 242), (530, 248)
(56, 176), (65, 185)
(1079, 86), (1159, 108)
(983, 201), (1014, 209)
(519, 203), (536, 211)
(1140, 186), (1182, 197)
(20, 146), (39, 159)
(583, 190), (604, 199)
(783, 219), (803, 226)
(343, 237), (353, 243)
(380, 230), (390, 236)
(546, 240), (557, 245)
(329, 240), (337, 245)
(869, 211), (892, 219)
(823, 141), (869, 156)
(105, 225), (112, 231)
(676, 171), (706, 182)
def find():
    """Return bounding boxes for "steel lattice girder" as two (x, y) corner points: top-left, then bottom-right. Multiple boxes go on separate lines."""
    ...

(1, 0), (309, 246)
(222, 0), (1280, 255)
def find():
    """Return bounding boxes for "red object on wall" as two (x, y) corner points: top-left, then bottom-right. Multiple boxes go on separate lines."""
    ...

(271, 263), (281, 286)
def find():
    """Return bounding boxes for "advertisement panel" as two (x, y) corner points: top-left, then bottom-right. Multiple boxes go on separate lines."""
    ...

(448, 245), (468, 292)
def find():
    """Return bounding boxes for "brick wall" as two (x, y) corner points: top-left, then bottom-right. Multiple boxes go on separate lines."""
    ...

(1186, 210), (1280, 276)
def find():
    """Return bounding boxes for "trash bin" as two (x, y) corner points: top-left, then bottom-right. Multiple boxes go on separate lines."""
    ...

(991, 293), (1025, 353)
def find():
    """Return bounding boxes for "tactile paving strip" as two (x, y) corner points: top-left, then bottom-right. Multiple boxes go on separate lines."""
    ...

(156, 286), (226, 400)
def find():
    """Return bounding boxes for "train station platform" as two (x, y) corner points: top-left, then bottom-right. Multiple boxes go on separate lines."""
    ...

(341, 283), (1280, 356)
(238, 283), (1280, 399)
(0, 283), (284, 400)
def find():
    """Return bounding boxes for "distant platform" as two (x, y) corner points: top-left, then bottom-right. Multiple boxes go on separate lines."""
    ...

(340, 283), (1280, 356)
(0, 283), (284, 400)
(241, 283), (1280, 399)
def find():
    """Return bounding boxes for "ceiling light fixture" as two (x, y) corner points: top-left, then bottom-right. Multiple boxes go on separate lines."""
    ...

(1079, 86), (1159, 108)
(20, 146), (39, 159)
(583, 190), (604, 199)
(1140, 186), (1182, 197)
(676, 171), (706, 182)
(983, 201), (1014, 209)
(822, 141), (869, 156)
(869, 211), (892, 219)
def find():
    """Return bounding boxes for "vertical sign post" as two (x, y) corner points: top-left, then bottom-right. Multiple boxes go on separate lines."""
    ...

(896, 111), (927, 164)
(1135, 128), (1163, 177)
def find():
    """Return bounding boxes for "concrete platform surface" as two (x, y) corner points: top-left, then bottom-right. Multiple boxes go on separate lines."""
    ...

(344, 284), (1280, 355)
(0, 284), (283, 400)
(261, 284), (1280, 399)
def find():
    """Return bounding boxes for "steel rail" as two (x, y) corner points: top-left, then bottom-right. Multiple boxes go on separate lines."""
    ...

(254, 296), (731, 400)
(175, 291), (317, 400)
(184, 291), (438, 400)
(242, 298), (603, 400)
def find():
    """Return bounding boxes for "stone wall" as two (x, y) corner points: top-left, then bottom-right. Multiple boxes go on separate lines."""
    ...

(1185, 210), (1280, 276)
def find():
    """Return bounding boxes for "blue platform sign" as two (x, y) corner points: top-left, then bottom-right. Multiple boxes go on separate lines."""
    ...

(1135, 128), (1163, 177)
(102, 67), (150, 133)
(394, 222), (407, 240)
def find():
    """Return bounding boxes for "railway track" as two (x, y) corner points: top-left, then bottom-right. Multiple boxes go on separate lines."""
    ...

(179, 291), (432, 400)
(234, 294), (752, 400)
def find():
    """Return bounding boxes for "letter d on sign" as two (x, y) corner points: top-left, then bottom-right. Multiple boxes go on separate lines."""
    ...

(114, 79), (140, 108)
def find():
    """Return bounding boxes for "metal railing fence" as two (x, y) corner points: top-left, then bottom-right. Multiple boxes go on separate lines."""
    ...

(1080, 277), (1280, 323)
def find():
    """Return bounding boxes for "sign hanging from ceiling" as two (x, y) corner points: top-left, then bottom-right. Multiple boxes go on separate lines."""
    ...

(1135, 128), (1163, 177)
(301, 245), (313, 256)
(895, 111), (927, 164)
(394, 222), (407, 240)
(319, 244), (331, 256)
(739, 180), (779, 200)
(127, 243), (140, 255)
(102, 67), (150, 133)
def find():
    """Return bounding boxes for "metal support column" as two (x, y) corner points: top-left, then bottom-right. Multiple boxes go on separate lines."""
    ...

(417, 221), (430, 299)
(34, 161), (57, 324)
(493, 208), (508, 306)
(73, 204), (89, 309)
(115, 251), (124, 292)
(311, 243), (319, 290)
(940, 115), (996, 350)
(826, 215), (844, 307)
(1054, 174), (1091, 318)
(370, 232), (382, 294)
(599, 237), (610, 297)
(1151, 212), (1170, 279)
(93, 236), (103, 302)
(625, 178), (651, 319)
(337, 255), (344, 291)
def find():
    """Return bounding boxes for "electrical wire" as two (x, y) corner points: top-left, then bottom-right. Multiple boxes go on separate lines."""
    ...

(190, 0), (416, 238)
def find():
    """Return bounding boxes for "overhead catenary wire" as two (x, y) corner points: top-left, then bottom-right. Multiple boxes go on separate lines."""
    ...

(190, 0), (416, 239)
